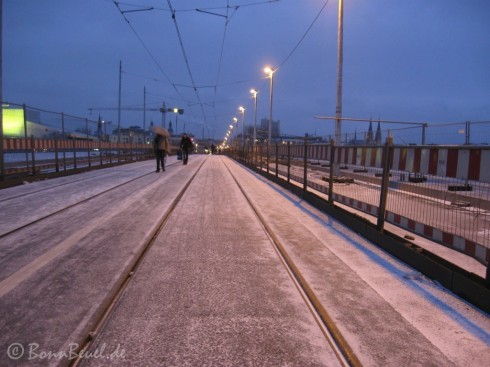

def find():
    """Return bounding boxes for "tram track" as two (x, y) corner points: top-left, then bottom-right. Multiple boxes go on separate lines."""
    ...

(69, 158), (207, 367)
(0, 170), (114, 203)
(71, 156), (360, 367)
(0, 161), (180, 239)
(1, 156), (487, 367)
(223, 159), (361, 367)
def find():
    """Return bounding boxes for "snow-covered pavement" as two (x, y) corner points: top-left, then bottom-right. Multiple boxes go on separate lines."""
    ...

(0, 155), (488, 366)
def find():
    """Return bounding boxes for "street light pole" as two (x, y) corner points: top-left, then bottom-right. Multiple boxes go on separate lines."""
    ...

(239, 106), (245, 148)
(264, 67), (275, 144)
(118, 60), (122, 143)
(233, 117), (238, 148)
(335, 0), (344, 146)
(250, 89), (258, 148)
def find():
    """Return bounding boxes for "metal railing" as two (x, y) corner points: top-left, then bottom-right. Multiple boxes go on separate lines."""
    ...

(1, 103), (154, 181)
(231, 139), (490, 269)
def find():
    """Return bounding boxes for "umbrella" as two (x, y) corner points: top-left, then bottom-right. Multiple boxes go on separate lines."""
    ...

(151, 125), (170, 137)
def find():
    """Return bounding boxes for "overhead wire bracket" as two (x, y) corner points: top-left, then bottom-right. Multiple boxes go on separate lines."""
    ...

(195, 9), (228, 18)
(121, 7), (154, 14)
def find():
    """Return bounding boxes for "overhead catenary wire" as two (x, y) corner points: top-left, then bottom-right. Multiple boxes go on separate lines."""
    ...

(111, 1), (205, 129)
(113, 0), (331, 139)
(211, 0), (232, 124)
(106, 0), (280, 13)
(166, 0), (281, 133)
(111, 0), (285, 137)
(167, 0), (208, 126)
(278, 0), (330, 69)
(112, 1), (177, 93)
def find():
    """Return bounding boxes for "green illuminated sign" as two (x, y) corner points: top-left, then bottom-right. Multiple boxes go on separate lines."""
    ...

(2, 109), (25, 136)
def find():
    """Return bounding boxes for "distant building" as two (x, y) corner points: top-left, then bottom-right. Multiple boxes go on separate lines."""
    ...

(257, 118), (280, 141)
(111, 125), (147, 144)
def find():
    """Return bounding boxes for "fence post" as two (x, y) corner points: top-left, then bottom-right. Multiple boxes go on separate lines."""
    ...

(23, 104), (29, 167)
(303, 134), (308, 192)
(266, 142), (270, 174)
(486, 264), (489, 288)
(54, 135), (59, 172)
(259, 143), (263, 171)
(99, 139), (103, 166)
(377, 137), (393, 231)
(248, 144), (252, 166)
(61, 113), (66, 171)
(130, 134), (133, 162)
(86, 118), (91, 168)
(73, 139), (77, 170)
(30, 135), (36, 176)
(275, 142), (279, 177)
(328, 139), (335, 205)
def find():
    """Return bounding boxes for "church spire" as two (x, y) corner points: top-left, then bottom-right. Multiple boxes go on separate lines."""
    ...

(375, 121), (382, 145)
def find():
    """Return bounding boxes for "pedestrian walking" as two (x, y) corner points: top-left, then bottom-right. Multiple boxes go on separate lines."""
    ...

(180, 133), (193, 165)
(151, 126), (170, 172)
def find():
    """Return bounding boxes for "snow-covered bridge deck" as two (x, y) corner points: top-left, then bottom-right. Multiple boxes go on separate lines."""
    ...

(0, 155), (488, 366)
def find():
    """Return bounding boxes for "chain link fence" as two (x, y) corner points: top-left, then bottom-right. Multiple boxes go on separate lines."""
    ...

(1, 103), (153, 179)
(231, 139), (490, 269)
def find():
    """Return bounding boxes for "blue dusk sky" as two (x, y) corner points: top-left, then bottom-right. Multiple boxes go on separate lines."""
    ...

(3, 0), (490, 144)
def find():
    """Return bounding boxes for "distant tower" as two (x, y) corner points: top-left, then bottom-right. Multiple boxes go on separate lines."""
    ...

(375, 122), (382, 145)
(97, 115), (103, 138)
(367, 121), (374, 144)
(168, 120), (174, 136)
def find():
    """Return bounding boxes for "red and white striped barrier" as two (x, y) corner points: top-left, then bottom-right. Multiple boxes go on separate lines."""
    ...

(324, 145), (490, 183)
(5, 138), (31, 150)
(329, 193), (488, 265)
(285, 144), (490, 183)
(386, 211), (488, 265)
(333, 193), (380, 217)
(33, 139), (55, 150)
(391, 147), (490, 182)
(4, 138), (151, 152)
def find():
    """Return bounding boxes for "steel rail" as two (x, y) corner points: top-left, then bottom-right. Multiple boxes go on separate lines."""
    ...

(223, 158), (362, 367)
(0, 161), (179, 238)
(69, 157), (207, 367)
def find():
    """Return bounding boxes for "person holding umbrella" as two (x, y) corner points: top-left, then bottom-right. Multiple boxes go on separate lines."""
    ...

(151, 126), (170, 172)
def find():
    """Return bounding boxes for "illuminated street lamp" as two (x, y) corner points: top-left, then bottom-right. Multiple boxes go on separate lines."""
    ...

(264, 66), (275, 144)
(250, 89), (258, 147)
(238, 106), (245, 147)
